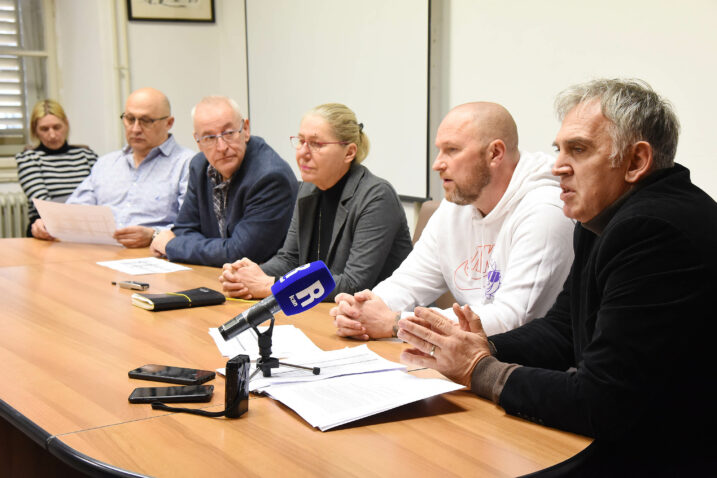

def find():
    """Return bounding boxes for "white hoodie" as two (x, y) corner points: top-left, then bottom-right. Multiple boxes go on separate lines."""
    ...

(374, 151), (574, 336)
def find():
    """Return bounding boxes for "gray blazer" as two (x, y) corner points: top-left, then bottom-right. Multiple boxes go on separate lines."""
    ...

(261, 163), (412, 300)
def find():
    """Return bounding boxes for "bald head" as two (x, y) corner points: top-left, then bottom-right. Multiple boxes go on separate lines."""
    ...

(127, 87), (171, 116)
(123, 87), (174, 161)
(127, 88), (170, 117)
(434, 102), (520, 214)
(448, 102), (519, 153)
(192, 96), (242, 125)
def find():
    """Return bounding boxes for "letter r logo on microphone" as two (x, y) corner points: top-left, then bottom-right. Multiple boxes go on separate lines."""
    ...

(270, 261), (335, 315)
(279, 263), (310, 283)
(294, 280), (325, 307)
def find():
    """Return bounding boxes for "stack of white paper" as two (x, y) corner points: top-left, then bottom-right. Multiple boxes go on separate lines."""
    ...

(209, 325), (322, 360)
(209, 328), (465, 431)
(248, 344), (405, 392)
(266, 370), (464, 431)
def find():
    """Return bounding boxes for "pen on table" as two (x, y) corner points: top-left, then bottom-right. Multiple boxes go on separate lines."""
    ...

(112, 281), (149, 291)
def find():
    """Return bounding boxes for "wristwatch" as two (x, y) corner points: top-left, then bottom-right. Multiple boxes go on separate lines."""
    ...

(151, 228), (160, 241)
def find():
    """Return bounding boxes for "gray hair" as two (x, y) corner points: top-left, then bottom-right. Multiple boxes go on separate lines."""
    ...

(191, 95), (243, 123)
(554, 78), (680, 170)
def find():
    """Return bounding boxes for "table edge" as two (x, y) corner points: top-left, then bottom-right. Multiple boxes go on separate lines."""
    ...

(1, 398), (147, 478)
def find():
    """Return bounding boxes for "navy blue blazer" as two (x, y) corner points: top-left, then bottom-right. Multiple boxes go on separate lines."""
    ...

(167, 136), (298, 267)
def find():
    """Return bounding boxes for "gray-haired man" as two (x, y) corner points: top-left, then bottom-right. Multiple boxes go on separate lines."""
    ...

(398, 79), (716, 475)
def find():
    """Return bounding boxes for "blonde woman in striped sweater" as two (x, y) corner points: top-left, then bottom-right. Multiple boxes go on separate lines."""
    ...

(15, 99), (97, 239)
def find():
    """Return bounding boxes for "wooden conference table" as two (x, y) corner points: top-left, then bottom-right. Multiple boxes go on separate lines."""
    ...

(0, 239), (590, 477)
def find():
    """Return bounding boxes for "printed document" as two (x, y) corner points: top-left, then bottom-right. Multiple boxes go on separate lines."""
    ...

(211, 329), (463, 431)
(248, 344), (406, 392)
(96, 257), (191, 275)
(209, 324), (322, 360)
(266, 369), (464, 431)
(33, 198), (119, 245)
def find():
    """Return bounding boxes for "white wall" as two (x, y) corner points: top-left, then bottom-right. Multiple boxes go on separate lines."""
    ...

(55, 0), (248, 157)
(56, 0), (717, 203)
(127, 0), (248, 151)
(54, 0), (121, 156)
(441, 0), (717, 198)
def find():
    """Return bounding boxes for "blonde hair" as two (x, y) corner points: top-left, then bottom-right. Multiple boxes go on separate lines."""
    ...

(29, 99), (69, 143)
(305, 103), (369, 163)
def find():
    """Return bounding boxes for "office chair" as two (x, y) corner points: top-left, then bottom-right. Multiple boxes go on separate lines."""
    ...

(413, 200), (457, 310)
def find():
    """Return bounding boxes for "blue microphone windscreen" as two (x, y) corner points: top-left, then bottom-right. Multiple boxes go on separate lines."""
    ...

(270, 261), (336, 316)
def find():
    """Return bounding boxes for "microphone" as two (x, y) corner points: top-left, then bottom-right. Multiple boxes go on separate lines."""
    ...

(218, 260), (335, 341)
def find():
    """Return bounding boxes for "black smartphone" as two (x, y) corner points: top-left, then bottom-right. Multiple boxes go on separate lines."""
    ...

(128, 384), (214, 404)
(128, 364), (215, 385)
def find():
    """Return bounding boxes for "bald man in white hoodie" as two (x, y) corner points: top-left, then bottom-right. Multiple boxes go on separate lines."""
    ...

(331, 102), (574, 340)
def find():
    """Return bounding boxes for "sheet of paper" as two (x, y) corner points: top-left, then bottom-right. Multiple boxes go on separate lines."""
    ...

(209, 324), (322, 360)
(33, 198), (119, 245)
(266, 369), (464, 431)
(248, 344), (405, 392)
(96, 257), (191, 275)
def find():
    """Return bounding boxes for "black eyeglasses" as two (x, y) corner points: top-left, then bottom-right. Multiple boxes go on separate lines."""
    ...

(120, 113), (169, 128)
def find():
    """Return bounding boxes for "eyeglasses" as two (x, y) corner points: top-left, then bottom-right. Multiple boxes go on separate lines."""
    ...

(195, 123), (245, 148)
(120, 113), (169, 128)
(290, 136), (349, 152)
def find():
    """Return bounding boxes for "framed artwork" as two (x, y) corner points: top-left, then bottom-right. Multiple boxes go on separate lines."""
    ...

(127, 0), (215, 23)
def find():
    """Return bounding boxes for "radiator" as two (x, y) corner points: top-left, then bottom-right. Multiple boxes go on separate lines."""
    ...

(0, 190), (28, 238)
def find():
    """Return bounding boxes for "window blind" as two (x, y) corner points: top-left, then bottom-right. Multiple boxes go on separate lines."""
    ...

(0, 1), (24, 144)
(0, 0), (47, 149)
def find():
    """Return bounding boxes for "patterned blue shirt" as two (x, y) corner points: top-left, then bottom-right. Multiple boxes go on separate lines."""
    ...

(67, 135), (194, 229)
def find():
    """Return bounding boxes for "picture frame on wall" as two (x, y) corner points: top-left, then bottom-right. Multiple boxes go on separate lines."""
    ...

(127, 0), (215, 23)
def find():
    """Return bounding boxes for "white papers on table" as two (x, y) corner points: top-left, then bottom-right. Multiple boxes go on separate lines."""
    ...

(96, 257), (191, 275)
(209, 324), (321, 360)
(248, 344), (406, 392)
(211, 332), (463, 431)
(33, 198), (119, 245)
(265, 369), (464, 431)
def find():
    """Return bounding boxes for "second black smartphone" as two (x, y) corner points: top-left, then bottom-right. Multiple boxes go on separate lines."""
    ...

(128, 384), (214, 404)
(128, 364), (216, 385)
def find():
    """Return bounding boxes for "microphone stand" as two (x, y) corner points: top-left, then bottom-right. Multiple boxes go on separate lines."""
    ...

(249, 317), (320, 380)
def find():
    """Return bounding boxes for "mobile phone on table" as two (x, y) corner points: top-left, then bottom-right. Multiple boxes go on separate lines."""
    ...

(128, 364), (215, 385)
(128, 384), (214, 404)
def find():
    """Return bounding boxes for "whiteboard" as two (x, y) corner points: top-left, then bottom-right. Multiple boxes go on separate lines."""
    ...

(245, 0), (429, 198)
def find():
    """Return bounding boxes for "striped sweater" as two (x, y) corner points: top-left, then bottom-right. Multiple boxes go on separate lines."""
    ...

(15, 142), (98, 229)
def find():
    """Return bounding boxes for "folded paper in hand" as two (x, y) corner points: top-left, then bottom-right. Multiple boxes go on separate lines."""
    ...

(131, 287), (226, 311)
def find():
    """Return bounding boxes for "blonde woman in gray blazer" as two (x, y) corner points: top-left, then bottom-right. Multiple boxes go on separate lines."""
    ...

(219, 103), (412, 301)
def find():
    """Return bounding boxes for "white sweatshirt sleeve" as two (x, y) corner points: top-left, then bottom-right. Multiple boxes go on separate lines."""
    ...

(373, 201), (451, 312)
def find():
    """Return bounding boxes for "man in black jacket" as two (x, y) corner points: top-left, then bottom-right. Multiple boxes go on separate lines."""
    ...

(397, 78), (716, 476)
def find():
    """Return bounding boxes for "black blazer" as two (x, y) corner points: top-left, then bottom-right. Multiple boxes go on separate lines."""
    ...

(491, 165), (717, 475)
(261, 163), (412, 300)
